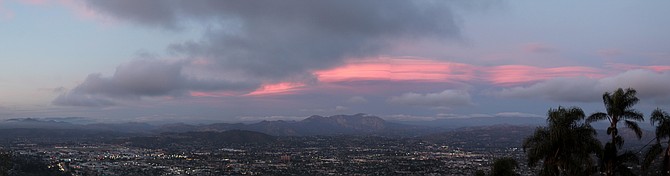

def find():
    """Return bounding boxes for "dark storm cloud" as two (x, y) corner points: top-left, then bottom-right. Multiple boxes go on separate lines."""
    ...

(53, 59), (258, 107)
(84, 0), (464, 79)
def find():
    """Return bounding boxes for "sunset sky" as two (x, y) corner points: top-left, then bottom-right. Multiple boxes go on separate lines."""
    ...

(1, 0), (670, 123)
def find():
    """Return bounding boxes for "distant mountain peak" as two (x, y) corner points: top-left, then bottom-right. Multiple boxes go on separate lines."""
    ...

(300, 114), (387, 131)
(304, 115), (326, 121)
(6, 118), (42, 122)
(303, 114), (381, 121)
(354, 113), (369, 116)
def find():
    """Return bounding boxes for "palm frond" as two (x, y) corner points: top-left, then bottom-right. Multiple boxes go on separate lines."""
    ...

(651, 109), (670, 141)
(602, 92), (613, 112)
(622, 88), (639, 109)
(657, 123), (670, 140)
(624, 120), (643, 139)
(622, 110), (644, 122)
(650, 108), (670, 126)
(587, 112), (609, 123)
(523, 127), (550, 167)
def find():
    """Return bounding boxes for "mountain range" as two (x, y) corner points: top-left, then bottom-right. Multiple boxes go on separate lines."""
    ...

(0, 114), (547, 136)
(154, 113), (436, 136)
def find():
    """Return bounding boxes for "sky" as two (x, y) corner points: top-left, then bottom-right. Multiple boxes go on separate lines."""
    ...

(1, 0), (670, 124)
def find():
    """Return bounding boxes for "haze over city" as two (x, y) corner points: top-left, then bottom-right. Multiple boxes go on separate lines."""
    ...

(1, 0), (670, 124)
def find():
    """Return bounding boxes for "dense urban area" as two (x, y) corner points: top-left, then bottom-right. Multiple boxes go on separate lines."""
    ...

(0, 125), (537, 176)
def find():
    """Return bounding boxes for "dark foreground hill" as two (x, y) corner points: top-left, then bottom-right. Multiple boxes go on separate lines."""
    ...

(0, 151), (68, 176)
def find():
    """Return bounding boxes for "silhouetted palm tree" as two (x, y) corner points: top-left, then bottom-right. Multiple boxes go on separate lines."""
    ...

(598, 143), (639, 176)
(523, 106), (601, 176)
(586, 88), (644, 176)
(643, 108), (670, 175)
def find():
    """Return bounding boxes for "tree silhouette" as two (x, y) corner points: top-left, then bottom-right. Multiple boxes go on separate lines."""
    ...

(523, 106), (601, 175)
(586, 88), (644, 176)
(492, 157), (518, 176)
(475, 170), (487, 176)
(597, 143), (639, 176)
(643, 108), (670, 175)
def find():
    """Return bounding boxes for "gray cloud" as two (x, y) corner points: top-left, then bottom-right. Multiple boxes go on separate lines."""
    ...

(494, 77), (600, 102)
(52, 86), (66, 93)
(85, 0), (180, 28)
(494, 112), (544, 118)
(53, 93), (116, 107)
(495, 69), (670, 104)
(53, 59), (258, 107)
(388, 89), (474, 107)
(347, 96), (368, 104)
(84, 0), (464, 80)
(597, 69), (670, 104)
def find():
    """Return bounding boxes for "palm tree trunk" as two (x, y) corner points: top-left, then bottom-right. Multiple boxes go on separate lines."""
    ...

(605, 121), (618, 176)
(605, 163), (614, 176)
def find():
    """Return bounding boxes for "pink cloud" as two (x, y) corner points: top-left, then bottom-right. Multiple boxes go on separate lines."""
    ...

(485, 65), (605, 85)
(0, 0), (14, 20)
(189, 91), (238, 98)
(187, 81), (309, 97)
(245, 82), (306, 96)
(314, 57), (477, 83)
(175, 57), (670, 97)
(316, 57), (606, 87)
(187, 82), (308, 97)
